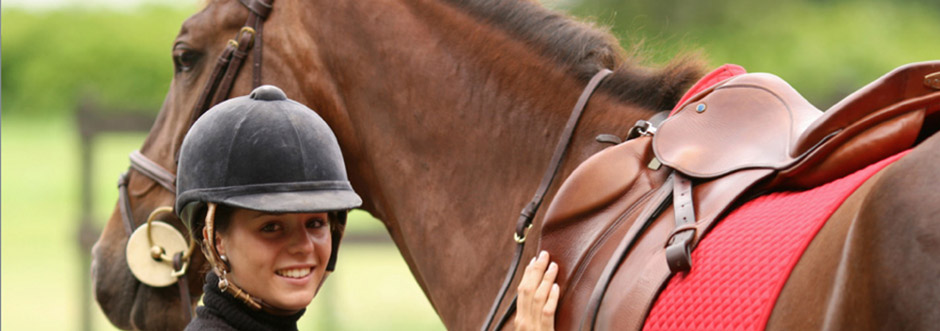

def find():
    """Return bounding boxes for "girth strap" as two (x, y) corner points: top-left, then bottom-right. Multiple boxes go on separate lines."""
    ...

(580, 173), (675, 330)
(482, 68), (613, 331)
(666, 173), (696, 272)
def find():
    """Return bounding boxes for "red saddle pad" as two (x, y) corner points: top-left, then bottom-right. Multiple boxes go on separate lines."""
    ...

(642, 150), (909, 330)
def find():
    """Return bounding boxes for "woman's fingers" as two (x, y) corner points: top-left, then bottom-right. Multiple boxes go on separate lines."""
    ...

(532, 262), (557, 315)
(515, 251), (559, 331)
(517, 252), (546, 320)
(541, 283), (560, 330)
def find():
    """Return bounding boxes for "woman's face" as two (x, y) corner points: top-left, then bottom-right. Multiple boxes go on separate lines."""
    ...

(216, 209), (332, 312)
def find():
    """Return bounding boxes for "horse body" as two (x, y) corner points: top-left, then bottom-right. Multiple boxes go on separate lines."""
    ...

(91, 0), (700, 329)
(91, 1), (940, 330)
(768, 134), (940, 330)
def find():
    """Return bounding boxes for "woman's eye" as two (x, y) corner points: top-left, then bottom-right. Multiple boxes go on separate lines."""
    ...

(260, 223), (281, 233)
(307, 218), (327, 229)
(172, 44), (200, 73)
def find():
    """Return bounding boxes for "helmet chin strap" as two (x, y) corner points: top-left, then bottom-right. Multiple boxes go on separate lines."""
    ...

(204, 203), (263, 310)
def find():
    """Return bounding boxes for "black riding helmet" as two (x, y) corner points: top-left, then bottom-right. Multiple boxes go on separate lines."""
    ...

(176, 85), (362, 275)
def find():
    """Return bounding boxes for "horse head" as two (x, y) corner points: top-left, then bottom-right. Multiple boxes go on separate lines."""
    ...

(91, 0), (703, 329)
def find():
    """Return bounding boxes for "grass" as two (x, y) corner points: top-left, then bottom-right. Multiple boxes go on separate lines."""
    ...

(0, 115), (444, 330)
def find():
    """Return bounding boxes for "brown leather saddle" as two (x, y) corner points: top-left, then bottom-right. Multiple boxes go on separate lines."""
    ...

(538, 61), (940, 330)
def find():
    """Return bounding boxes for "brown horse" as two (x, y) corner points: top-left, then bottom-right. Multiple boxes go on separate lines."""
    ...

(91, 0), (702, 329)
(90, 0), (940, 330)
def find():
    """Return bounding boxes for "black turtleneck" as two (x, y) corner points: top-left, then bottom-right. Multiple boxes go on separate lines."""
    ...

(184, 272), (305, 331)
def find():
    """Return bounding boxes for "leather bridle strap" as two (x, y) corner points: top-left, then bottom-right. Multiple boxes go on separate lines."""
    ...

(116, 0), (275, 323)
(118, 151), (178, 236)
(482, 69), (613, 331)
(580, 173), (675, 330)
(117, 172), (138, 236)
(130, 150), (176, 192)
(126, 0), (274, 237)
(189, 0), (273, 126)
(173, 252), (193, 322)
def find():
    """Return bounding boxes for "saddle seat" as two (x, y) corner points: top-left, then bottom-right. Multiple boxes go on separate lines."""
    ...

(537, 61), (940, 330)
(655, 61), (940, 188)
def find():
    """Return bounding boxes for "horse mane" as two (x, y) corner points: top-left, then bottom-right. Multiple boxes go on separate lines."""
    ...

(442, 0), (706, 111)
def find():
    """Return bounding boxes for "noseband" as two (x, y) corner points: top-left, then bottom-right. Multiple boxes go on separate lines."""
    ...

(116, 0), (274, 322)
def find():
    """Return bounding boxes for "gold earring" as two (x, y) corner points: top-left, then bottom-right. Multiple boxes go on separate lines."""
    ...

(218, 270), (229, 291)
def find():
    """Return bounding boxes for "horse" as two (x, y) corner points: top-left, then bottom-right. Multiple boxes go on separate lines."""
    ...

(89, 0), (940, 330)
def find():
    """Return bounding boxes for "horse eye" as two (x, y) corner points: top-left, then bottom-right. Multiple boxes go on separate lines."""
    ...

(172, 44), (200, 73)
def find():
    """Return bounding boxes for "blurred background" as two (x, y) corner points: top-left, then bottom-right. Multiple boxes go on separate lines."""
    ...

(1, 0), (938, 330)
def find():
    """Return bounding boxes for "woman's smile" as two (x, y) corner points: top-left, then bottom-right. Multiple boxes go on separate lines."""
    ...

(275, 266), (314, 279)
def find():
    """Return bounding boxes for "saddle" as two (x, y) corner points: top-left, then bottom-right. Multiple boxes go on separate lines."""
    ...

(538, 61), (940, 330)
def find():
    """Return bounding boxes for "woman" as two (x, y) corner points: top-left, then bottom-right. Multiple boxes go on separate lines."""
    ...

(177, 84), (556, 330)
(175, 85), (362, 330)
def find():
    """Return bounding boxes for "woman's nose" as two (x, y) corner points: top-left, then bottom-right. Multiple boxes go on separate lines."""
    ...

(287, 228), (316, 255)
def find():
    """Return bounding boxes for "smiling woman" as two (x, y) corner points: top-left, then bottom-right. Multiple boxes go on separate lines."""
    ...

(217, 209), (332, 312)
(175, 85), (362, 330)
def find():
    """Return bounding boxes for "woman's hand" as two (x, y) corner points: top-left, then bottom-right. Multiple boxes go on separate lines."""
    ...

(514, 251), (559, 331)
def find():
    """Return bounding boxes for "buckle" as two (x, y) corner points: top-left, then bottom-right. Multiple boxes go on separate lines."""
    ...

(237, 26), (256, 48)
(514, 223), (533, 244)
(626, 120), (657, 140)
(665, 224), (696, 273)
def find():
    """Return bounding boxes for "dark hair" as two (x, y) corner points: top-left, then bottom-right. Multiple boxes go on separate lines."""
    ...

(189, 204), (235, 244)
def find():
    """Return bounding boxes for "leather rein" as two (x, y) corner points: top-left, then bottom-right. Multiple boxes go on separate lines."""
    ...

(116, 0), (273, 322)
(482, 69), (613, 331)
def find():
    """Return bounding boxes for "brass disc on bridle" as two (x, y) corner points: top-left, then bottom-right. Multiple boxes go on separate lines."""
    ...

(125, 221), (188, 287)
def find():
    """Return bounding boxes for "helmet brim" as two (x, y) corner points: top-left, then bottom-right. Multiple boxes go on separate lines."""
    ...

(220, 189), (363, 214)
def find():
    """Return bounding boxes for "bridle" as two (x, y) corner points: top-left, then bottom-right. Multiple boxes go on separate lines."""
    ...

(116, 0), (274, 322)
(482, 69), (614, 331)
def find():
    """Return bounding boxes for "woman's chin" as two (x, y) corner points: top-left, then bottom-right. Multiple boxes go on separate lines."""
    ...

(269, 296), (315, 312)
(265, 286), (318, 312)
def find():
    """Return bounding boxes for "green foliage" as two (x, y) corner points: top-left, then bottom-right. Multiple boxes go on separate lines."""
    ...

(1, 5), (195, 117)
(567, 0), (940, 106)
(3, 1), (936, 116)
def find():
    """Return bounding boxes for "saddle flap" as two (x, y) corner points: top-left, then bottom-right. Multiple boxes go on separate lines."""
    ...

(542, 140), (642, 222)
(538, 136), (670, 330)
(653, 73), (823, 178)
(540, 136), (663, 284)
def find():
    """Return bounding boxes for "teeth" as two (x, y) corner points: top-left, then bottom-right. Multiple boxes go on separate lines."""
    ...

(276, 267), (312, 278)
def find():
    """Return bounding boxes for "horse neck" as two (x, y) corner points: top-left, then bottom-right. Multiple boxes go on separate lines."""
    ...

(288, 1), (664, 327)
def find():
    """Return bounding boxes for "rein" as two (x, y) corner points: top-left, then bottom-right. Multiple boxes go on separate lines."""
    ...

(482, 69), (613, 331)
(117, 0), (274, 322)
